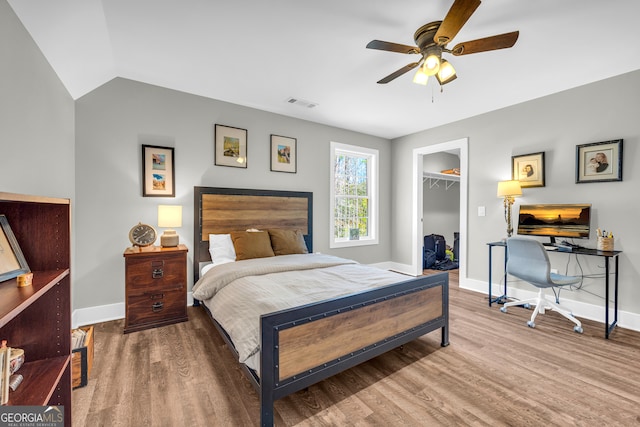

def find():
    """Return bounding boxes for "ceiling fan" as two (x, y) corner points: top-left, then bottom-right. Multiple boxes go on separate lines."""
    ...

(366, 0), (519, 86)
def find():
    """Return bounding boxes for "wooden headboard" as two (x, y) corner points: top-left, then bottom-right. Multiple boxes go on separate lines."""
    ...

(193, 186), (313, 281)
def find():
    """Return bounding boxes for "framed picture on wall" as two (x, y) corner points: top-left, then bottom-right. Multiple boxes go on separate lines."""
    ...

(215, 124), (247, 168)
(270, 134), (297, 173)
(0, 214), (30, 282)
(512, 152), (545, 188)
(576, 139), (623, 183)
(142, 144), (175, 197)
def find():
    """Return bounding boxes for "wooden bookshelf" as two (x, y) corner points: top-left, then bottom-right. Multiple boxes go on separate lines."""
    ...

(0, 192), (71, 426)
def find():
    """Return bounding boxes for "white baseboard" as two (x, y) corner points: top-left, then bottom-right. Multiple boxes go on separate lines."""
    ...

(72, 302), (123, 329)
(462, 277), (640, 333)
(73, 263), (416, 327)
(73, 275), (639, 334)
(72, 292), (196, 328)
(369, 261), (417, 276)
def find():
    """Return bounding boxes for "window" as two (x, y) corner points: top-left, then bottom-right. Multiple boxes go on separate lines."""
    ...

(330, 142), (378, 248)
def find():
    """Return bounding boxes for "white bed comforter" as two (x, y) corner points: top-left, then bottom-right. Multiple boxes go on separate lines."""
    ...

(192, 254), (408, 372)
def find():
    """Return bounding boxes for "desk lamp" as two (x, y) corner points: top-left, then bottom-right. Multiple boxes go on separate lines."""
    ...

(158, 205), (182, 247)
(497, 180), (522, 237)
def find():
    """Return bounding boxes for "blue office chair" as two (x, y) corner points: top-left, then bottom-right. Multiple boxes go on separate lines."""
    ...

(500, 237), (583, 333)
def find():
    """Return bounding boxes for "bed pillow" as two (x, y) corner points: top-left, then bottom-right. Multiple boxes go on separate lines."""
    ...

(268, 229), (309, 256)
(230, 230), (275, 260)
(200, 262), (215, 277)
(208, 234), (236, 266)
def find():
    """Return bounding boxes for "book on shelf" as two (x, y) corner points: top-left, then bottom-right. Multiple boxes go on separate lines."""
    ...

(0, 346), (4, 405)
(72, 328), (88, 350)
(1, 341), (10, 405)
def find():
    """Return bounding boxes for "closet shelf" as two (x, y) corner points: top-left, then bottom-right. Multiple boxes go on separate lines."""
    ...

(423, 171), (460, 190)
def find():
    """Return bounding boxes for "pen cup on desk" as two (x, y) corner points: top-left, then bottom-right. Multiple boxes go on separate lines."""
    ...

(597, 236), (614, 251)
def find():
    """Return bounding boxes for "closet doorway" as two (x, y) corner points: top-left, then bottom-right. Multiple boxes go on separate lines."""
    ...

(412, 138), (468, 281)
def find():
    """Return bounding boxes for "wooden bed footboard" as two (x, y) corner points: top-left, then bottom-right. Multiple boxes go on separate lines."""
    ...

(259, 272), (449, 426)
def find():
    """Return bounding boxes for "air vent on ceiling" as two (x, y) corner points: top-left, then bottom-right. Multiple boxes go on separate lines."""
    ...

(285, 97), (318, 109)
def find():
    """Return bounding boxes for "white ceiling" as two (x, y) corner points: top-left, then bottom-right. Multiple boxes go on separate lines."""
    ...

(9, 0), (640, 139)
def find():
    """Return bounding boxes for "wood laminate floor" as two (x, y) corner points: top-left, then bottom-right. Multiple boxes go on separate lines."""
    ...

(73, 270), (640, 426)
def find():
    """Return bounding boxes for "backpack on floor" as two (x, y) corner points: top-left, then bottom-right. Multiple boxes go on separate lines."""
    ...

(423, 234), (446, 268)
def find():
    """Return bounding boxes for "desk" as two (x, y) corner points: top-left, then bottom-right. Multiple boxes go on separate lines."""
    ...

(487, 241), (622, 339)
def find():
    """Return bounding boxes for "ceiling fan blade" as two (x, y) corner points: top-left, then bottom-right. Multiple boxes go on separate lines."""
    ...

(366, 40), (419, 54)
(434, 0), (482, 45)
(450, 31), (519, 55)
(377, 62), (420, 84)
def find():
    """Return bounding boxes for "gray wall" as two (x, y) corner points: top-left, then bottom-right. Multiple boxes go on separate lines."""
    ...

(4, 0), (640, 323)
(392, 70), (640, 315)
(0, 0), (75, 198)
(74, 78), (392, 309)
(423, 153), (460, 244)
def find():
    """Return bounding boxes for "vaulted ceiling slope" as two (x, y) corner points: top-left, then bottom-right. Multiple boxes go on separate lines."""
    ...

(9, 1), (640, 139)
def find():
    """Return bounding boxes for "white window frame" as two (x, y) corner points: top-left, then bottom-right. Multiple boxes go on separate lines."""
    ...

(330, 141), (379, 248)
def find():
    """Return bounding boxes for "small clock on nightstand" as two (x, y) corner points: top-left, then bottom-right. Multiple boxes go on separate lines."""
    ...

(128, 222), (157, 247)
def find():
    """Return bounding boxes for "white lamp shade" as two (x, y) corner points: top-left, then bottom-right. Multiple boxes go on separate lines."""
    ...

(158, 205), (183, 228)
(497, 180), (522, 198)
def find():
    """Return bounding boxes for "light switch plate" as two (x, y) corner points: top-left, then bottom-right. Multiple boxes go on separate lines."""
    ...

(478, 206), (486, 217)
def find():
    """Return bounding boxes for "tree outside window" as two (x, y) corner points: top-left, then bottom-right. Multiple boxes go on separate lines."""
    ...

(330, 142), (378, 248)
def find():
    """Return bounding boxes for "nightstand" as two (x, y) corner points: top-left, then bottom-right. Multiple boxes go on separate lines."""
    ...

(123, 244), (188, 333)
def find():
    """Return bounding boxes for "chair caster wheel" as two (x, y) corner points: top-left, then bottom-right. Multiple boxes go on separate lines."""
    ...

(523, 303), (530, 309)
(574, 326), (583, 334)
(500, 307), (507, 313)
(527, 321), (535, 328)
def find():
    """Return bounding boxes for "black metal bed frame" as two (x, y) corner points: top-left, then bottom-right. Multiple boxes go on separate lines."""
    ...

(192, 186), (449, 426)
(259, 273), (448, 425)
(199, 273), (448, 426)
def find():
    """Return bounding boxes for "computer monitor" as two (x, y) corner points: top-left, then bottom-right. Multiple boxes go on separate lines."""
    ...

(517, 204), (591, 245)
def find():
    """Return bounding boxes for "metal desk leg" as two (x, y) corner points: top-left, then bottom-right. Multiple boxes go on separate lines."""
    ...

(605, 255), (619, 339)
(488, 246), (493, 307)
(605, 257), (609, 338)
(614, 255), (619, 330)
(488, 244), (508, 306)
(502, 251), (508, 303)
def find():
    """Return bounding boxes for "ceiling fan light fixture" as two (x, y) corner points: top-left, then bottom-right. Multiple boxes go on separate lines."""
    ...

(436, 59), (457, 85)
(423, 53), (441, 76)
(412, 68), (429, 85)
(366, 1), (519, 86)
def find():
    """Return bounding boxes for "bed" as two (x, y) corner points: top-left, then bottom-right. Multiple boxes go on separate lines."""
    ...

(192, 186), (449, 426)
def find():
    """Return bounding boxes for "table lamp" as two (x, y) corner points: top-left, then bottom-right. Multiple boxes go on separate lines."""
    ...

(497, 180), (522, 237)
(158, 205), (182, 247)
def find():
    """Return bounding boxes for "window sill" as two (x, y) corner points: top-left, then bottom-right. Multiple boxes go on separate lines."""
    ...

(330, 238), (378, 249)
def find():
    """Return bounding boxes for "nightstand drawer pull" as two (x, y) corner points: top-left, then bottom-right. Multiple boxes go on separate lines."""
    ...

(150, 293), (165, 300)
(151, 260), (164, 279)
(152, 301), (164, 312)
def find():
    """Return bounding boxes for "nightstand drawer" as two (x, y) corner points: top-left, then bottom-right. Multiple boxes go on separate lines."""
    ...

(126, 288), (186, 327)
(123, 245), (188, 333)
(126, 253), (185, 291)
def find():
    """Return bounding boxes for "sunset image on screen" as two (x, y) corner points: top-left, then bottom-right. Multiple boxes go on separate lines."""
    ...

(517, 204), (591, 238)
(520, 206), (584, 222)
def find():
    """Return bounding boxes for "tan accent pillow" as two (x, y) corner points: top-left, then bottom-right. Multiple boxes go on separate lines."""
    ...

(230, 231), (275, 260)
(268, 229), (309, 256)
